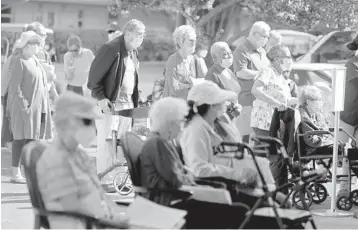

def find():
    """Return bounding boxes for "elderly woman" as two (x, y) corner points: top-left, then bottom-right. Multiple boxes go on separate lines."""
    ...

(139, 97), (250, 229)
(299, 85), (358, 197)
(64, 35), (95, 96)
(6, 31), (53, 184)
(250, 45), (298, 138)
(205, 41), (242, 123)
(36, 92), (128, 229)
(163, 25), (197, 99)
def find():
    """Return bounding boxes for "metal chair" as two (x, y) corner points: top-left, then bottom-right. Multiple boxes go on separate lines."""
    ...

(21, 140), (127, 229)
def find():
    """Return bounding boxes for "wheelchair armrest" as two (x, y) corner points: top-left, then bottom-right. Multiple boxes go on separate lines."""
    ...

(304, 130), (332, 136)
(194, 178), (227, 189)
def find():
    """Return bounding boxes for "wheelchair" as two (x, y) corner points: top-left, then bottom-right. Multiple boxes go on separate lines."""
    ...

(293, 126), (358, 211)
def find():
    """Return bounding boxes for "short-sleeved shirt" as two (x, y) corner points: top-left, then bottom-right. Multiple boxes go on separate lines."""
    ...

(250, 67), (291, 131)
(233, 39), (270, 106)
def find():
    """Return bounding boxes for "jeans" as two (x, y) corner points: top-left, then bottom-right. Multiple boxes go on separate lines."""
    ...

(66, 85), (83, 95)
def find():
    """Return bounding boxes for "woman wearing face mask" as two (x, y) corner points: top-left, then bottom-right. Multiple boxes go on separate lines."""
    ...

(6, 31), (53, 183)
(205, 42), (242, 124)
(163, 25), (197, 99)
(193, 42), (208, 79)
(250, 45), (298, 139)
(64, 35), (95, 96)
(36, 92), (129, 229)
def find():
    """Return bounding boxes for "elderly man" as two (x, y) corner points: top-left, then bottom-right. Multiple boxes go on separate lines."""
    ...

(233, 21), (271, 140)
(88, 19), (145, 191)
(163, 25), (197, 99)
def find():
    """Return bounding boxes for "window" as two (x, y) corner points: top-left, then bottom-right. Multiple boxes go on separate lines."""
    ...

(78, 10), (83, 28)
(48, 12), (55, 28)
(1, 4), (12, 23)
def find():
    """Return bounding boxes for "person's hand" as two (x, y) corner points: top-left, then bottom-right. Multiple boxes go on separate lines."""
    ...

(98, 98), (112, 114)
(288, 97), (299, 107)
(241, 168), (258, 188)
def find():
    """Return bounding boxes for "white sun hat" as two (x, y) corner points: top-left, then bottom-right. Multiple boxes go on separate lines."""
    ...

(17, 31), (43, 49)
(187, 80), (237, 106)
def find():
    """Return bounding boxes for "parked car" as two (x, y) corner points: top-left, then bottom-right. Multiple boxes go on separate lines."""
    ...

(297, 30), (357, 65)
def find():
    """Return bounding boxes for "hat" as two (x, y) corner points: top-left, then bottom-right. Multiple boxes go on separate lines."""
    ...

(267, 45), (291, 61)
(17, 31), (42, 49)
(54, 92), (102, 121)
(106, 21), (120, 32)
(187, 80), (237, 106)
(347, 33), (358, 51)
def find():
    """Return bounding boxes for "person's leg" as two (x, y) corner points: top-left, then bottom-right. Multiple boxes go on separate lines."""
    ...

(1, 94), (13, 147)
(237, 106), (254, 142)
(11, 139), (33, 183)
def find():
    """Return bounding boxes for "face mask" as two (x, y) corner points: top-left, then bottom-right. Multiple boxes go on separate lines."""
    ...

(221, 57), (233, 69)
(74, 120), (97, 148)
(282, 58), (293, 72)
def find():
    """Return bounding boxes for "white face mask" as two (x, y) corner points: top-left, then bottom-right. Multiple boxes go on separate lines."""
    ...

(74, 121), (97, 148)
(221, 57), (233, 69)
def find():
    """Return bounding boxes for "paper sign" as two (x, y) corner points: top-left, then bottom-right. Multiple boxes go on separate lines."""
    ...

(331, 68), (346, 112)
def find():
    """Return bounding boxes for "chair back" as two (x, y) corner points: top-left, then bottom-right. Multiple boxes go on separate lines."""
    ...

(21, 140), (50, 229)
(121, 132), (145, 187)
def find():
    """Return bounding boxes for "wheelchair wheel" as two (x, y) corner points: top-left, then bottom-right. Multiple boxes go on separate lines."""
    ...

(336, 196), (353, 211)
(292, 189), (313, 210)
(113, 171), (133, 196)
(351, 189), (358, 206)
(307, 183), (328, 204)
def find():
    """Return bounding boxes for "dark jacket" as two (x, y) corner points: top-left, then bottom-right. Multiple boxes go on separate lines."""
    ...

(87, 35), (139, 107)
(341, 56), (358, 126)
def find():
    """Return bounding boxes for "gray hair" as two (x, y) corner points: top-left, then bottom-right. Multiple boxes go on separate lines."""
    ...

(149, 97), (189, 132)
(300, 85), (322, 104)
(66, 35), (82, 49)
(249, 21), (271, 38)
(123, 19), (145, 34)
(25, 21), (46, 35)
(172, 25), (196, 50)
(210, 41), (229, 61)
(267, 45), (291, 61)
(269, 30), (283, 44)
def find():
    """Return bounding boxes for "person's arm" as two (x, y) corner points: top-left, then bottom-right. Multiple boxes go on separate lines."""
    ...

(181, 126), (244, 181)
(87, 44), (117, 101)
(63, 53), (74, 82)
(1, 57), (11, 97)
(300, 117), (324, 148)
(7, 58), (30, 112)
(233, 48), (259, 80)
(251, 76), (284, 107)
(83, 50), (96, 94)
(196, 57), (208, 79)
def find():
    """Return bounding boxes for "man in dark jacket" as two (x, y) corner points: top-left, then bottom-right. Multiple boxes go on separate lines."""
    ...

(87, 19), (145, 191)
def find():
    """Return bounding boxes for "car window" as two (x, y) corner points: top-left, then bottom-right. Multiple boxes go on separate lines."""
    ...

(314, 31), (356, 63)
(290, 69), (331, 87)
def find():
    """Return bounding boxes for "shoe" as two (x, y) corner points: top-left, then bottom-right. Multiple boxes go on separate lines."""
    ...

(10, 175), (26, 184)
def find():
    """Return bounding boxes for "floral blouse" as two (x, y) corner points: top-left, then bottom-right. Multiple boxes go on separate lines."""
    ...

(250, 67), (292, 131)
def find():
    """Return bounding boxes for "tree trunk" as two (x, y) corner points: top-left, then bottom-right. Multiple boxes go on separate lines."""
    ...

(176, 12), (186, 27)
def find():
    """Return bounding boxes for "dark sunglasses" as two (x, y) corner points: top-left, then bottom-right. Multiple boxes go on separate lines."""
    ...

(82, 118), (94, 126)
(107, 30), (115, 34)
(69, 49), (79, 53)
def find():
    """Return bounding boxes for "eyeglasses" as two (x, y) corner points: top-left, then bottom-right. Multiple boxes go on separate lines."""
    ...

(69, 48), (79, 53)
(136, 32), (146, 39)
(256, 32), (269, 39)
(107, 30), (115, 34)
(28, 41), (40, 45)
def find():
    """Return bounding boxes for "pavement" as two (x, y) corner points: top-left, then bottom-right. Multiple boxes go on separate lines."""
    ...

(2, 147), (358, 229)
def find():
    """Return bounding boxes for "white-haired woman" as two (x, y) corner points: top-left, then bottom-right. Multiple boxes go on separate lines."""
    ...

(6, 31), (53, 183)
(139, 97), (250, 229)
(265, 30), (282, 53)
(163, 25), (197, 99)
(64, 35), (95, 95)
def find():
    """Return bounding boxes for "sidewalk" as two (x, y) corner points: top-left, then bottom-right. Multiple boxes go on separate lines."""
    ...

(2, 147), (358, 229)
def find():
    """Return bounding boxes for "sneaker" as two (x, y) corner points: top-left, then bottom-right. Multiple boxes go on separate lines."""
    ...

(10, 175), (26, 184)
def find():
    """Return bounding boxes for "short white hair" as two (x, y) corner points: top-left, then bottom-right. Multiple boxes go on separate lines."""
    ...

(269, 30), (283, 44)
(249, 21), (271, 37)
(149, 97), (189, 132)
(123, 19), (145, 34)
(172, 25), (196, 50)
(210, 41), (229, 60)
